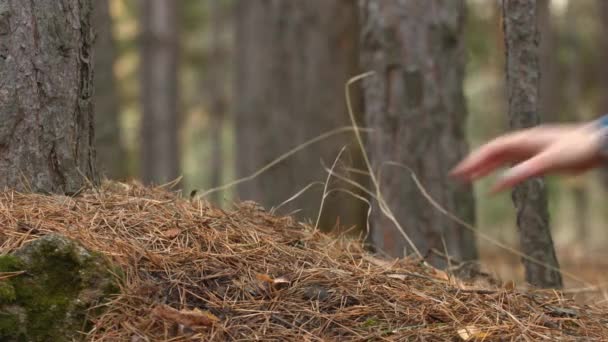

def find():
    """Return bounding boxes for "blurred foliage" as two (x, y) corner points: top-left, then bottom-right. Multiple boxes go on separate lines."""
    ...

(107, 0), (607, 247)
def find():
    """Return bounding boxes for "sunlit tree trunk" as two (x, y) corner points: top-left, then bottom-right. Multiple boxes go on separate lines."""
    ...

(235, 0), (368, 231)
(93, 0), (128, 180)
(359, 0), (478, 268)
(502, 0), (562, 288)
(0, 0), (97, 193)
(140, 0), (180, 185)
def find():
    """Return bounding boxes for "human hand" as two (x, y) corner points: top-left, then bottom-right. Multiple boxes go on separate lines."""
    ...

(451, 123), (606, 193)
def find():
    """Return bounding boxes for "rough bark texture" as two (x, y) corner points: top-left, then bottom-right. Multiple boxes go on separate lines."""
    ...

(235, 0), (368, 231)
(0, 0), (96, 194)
(359, 0), (478, 267)
(93, 0), (127, 180)
(141, 0), (180, 185)
(502, 0), (562, 288)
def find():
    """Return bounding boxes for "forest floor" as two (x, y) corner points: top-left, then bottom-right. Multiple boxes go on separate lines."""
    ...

(0, 182), (607, 341)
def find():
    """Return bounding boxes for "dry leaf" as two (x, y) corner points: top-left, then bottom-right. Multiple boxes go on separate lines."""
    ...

(256, 273), (273, 283)
(152, 304), (219, 328)
(433, 269), (450, 282)
(256, 274), (290, 290)
(457, 325), (490, 341)
(503, 280), (515, 291)
(387, 274), (407, 281)
(363, 255), (394, 268)
(142, 250), (163, 266)
(273, 276), (290, 289)
(163, 228), (181, 238)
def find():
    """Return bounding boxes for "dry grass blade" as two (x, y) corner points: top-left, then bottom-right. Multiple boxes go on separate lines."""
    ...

(345, 72), (423, 259)
(314, 146), (347, 230)
(196, 126), (372, 199)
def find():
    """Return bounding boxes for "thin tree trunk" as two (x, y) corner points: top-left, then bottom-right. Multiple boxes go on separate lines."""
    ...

(140, 0), (180, 185)
(93, 0), (128, 180)
(359, 0), (478, 268)
(235, 1), (368, 231)
(564, 0), (589, 246)
(208, 113), (224, 203)
(572, 186), (589, 245)
(0, 0), (96, 194)
(204, 0), (227, 204)
(502, 0), (562, 288)
(538, 0), (558, 123)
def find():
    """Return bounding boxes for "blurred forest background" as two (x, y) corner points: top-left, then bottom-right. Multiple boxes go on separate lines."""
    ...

(96, 0), (608, 288)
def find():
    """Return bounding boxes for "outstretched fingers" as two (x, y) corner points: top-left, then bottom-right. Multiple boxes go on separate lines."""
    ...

(451, 133), (538, 180)
(491, 150), (558, 193)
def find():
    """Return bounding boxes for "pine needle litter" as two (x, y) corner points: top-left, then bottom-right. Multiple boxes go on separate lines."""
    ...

(0, 182), (606, 341)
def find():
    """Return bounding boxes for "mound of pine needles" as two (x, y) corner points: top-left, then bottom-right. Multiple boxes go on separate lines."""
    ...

(0, 182), (606, 341)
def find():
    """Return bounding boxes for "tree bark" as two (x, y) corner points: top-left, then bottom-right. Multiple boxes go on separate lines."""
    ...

(502, 0), (562, 288)
(235, 0), (368, 231)
(359, 0), (478, 267)
(93, 0), (128, 180)
(0, 0), (96, 194)
(538, 0), (558, 123)
(204, 0), (228, 205)
(140, 0), (180, 185)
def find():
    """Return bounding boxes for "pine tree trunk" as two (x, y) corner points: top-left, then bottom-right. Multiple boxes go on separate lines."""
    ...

(565, 0), (590, 246)
(235, 0), (368, 231)
(140, 0), (180, 185)
(538, 0), (558, 123)
(0, 0), (96, 194)
(572, 186), (589, 245)
(204, 0), (228, 205)
(359, 0), (478, 267)
(93, 0), (128, 180)
(502, 0), (562, 288)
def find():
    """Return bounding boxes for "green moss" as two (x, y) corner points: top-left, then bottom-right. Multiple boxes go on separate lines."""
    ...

(362, 317), (379, 328)
(0, 256), (20, 305)
(0, 255), (22, 272)
(0, 235), (119, 342)
(0, 310), (25, 341)
(0, 281), (16, 303)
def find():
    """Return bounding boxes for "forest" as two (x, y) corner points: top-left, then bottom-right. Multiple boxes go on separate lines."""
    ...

(0, 0), (608, 340)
